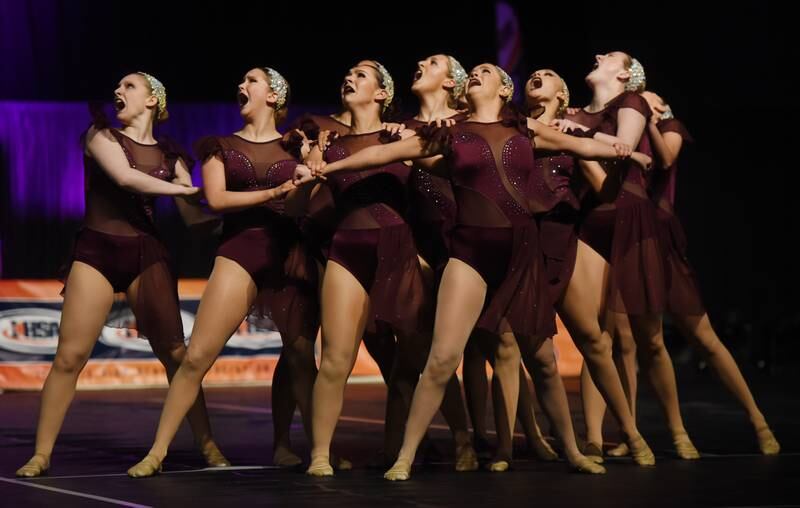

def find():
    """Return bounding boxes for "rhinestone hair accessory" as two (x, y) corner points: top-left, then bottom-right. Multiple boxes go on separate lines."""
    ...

(137, 72), (167, 120)
(263, 67), (289, 110)
(447, 56), (468, 100)
(371, 60), (395, 110)
(625, 58), (646, 92)
(558, 78), (570, 116)
(495, 65), (514, 103)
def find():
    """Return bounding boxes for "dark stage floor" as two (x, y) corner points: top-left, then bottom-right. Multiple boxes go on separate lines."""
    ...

(1, 368), (798, 507)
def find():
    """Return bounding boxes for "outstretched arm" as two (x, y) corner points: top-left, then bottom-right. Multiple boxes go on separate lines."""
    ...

(86, 127), (198, 197)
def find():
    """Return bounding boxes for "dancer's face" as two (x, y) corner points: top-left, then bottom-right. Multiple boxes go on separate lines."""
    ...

(466, 64), (511, 105)
(113, 73), (158, 124)
(411, 54), (455, 95)
(525, 68), (566, 107)
(586, 51), (630, 85)
(237, 68), (278, 118)
(341, 61), (388, 111)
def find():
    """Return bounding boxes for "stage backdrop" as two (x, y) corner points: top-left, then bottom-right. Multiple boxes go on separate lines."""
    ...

(0, 280), (582, 390)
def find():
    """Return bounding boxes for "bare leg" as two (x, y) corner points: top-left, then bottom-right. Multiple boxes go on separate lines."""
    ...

(387, 328), (476, 470)
(16, 262), (113, 477)
(485, 330), (521, 472)
(385, 259), (488, 480)
(629, 312), (699, 459)
(126, 262), (227, 467)
(613, 312), (639, 419)
(559, 241), (654, 466)
(516, 367), (557, 460)
(307, 261), (369, 476)
(488, 342), (557, 466)
(579, 363), (606, 458)
(675, 313), (779, 454)
(127, 257), (256, 477)
(607, 312), (638, 457)
(582, 311), (640, 458)
(521, 338), (605, 474)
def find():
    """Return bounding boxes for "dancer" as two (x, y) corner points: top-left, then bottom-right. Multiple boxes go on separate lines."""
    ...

(126, 67), (310, 477)
(584, 90), (780, 457)
(559, 53), (699, 460)
(298, 60), (429, 476)
(378, 54), (479, 470)
(16, 72), (227, 477)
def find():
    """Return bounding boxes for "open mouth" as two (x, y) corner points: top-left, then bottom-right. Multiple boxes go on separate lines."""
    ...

(468, 78), (481, 88)
(342, 84), (355, 95)
(413, 69), (423, 82)
(237, 92), (249, 108)
(113, 97), (125, 112)
(531, 76), (542, 88)
(592, 61), (600, 70)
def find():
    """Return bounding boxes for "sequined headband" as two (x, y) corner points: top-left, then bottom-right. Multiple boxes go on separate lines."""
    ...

(371, 60), (394, 110)
(137, 71), (167, 119)
(446, 56), (468, 100)
(263, 67), (289, 110)
(625, 58), (646, 92)
(495, 65), (515, 103)
(559, 78), (570, 115)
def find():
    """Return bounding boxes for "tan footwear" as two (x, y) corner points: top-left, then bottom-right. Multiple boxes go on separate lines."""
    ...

(756, 426), (780, 455)
(570, 454), (606, 474)
(15, 454), (49, 478)
(454, 443), (479, 472)
(273, 446), (303, 468)
(384, 458), (412, 481)
(306, 455), (334, 477)
(606, 442), (630, 457)
(673, 432), (700, 460)
(582, 442), (604, 464)
(628, 435), (656, 467)
(487, 460), (510, 472)
(127, 454), (163, 478)
(202, 440), (231, 467)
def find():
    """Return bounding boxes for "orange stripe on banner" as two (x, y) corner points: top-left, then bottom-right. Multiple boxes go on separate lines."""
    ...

(0, 357), (280, 390)
(176, 279), (208, 298)
(0, 344), (385, 391)
(0, 280), (65, 300)
(0, 335), (582, 391)
(553, 316), (583, 377)
(0, 280), (584, 389)
(0, 279), (210, 300)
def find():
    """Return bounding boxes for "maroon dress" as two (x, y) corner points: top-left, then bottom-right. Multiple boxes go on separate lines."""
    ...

(648, 119), (704, 316)
(567, 92), (666, 315)
(195, 134), (319, 339)
(417, 118), (553, 339)
(528, 140), (585, 305)
(324, 131), (426, 332)
(403, 116), (461, 275)
(70, 127), (186, 344)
